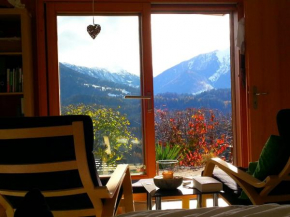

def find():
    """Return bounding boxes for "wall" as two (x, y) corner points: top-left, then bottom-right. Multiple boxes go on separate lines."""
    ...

(245, 0), (290, 161)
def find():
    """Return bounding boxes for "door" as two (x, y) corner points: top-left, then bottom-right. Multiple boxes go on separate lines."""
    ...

(37, 1), (242, 178)
(151, 13), (234, 172)
(44, 2), (156, 177)
(245, 0), (290, 161)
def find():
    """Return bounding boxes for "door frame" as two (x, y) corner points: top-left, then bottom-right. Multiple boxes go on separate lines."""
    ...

(35, 0), (246, 180)
(37, 1), (156, 178)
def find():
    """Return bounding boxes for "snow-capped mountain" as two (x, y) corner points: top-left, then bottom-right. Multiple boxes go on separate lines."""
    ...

(59, 49), (231, 113)
(62, 63), (140, 88)
(154, 48), (230, 94)
(60, 48), (230, 102)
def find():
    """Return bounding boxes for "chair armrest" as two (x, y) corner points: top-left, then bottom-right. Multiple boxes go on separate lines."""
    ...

(203, 158), (266, 188)
(105, 164), (129, 196)
(104, 164), (134, 213)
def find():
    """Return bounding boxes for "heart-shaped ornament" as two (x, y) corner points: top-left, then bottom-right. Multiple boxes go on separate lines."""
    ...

(87, 24), (101, 39)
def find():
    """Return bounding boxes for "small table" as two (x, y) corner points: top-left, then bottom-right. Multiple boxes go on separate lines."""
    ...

(140, 179), (220, 210)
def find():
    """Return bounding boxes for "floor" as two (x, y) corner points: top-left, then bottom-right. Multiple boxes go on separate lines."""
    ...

(156, 198), (229, 210)
(134, 198), (229, 211)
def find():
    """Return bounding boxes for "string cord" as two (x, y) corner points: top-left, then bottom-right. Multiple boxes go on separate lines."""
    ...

(92, 0), (95, 25)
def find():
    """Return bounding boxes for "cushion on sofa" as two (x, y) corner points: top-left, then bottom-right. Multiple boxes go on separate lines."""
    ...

(240, 135), (290, 200)
(252, 135), (289, 181)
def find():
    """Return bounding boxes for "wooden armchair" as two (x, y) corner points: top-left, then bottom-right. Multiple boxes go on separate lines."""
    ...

(0, 115), (134, 217)
(203, 109), (290, 205)
(203, 157), (290, 205)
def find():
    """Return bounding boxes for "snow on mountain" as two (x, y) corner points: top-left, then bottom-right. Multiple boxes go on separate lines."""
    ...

(62, 63), (140, 88)
(61, 48), (230, 97)
(154, 48), (231, 95)
(209, 48), (230, 83)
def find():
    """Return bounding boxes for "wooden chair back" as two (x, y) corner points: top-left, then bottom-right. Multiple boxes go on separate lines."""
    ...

(0, 115), (134, 217)
(203, 109), (290, 205)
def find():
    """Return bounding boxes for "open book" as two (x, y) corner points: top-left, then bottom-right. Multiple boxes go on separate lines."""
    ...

(191, 176), (222, 192)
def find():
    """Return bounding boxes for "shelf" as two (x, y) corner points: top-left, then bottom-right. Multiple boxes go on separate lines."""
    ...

(0, 92), (23, 96)
(0, 37), (22, 53)
(0, 8), (34, 116)
(0, 37), (21, 41)
(0, 52), (22, 55)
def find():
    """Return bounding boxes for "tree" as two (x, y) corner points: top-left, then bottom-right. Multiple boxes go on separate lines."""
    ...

(62, 104), (142, 166)
(155, 108), (231, 166)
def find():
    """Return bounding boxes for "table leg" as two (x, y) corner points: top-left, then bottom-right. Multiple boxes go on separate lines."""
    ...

(213, 193), (219, 207)
(182, 198), (190, 209)
(147, 193), (152, 210)
(197, 194), (202, 208)
(155, 197), (162, 210)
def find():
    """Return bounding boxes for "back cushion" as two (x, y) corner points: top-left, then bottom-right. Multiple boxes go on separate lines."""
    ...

(0, 115), (101, 191)
(252, 135), (289, 181)
(277, 109), (290, 145)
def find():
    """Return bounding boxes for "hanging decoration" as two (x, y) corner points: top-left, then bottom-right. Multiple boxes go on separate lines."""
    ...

(7, 0), (25, 8)
(87, 0), (101, 39)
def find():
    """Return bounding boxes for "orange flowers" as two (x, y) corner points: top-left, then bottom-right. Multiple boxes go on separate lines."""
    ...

(155, 108), (232, 166)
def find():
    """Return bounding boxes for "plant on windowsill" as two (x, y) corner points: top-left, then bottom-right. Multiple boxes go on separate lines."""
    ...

(155, 142), (183, 161)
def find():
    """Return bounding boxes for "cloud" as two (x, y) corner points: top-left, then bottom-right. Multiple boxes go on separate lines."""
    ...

(151, 14), (230, 76)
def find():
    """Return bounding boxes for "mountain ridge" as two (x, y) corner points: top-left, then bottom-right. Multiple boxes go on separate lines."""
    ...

(60, 48), (231, 105)
(154, 48), (230, 94)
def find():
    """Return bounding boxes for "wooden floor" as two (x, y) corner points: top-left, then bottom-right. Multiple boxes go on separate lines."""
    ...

(0, 198), (229, 217)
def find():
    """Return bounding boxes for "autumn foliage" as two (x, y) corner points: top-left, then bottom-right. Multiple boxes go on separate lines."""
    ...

(62, 103), (232, 168)
(155, 108), (232, 167)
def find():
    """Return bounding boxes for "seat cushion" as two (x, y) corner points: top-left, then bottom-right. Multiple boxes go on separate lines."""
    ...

(132, 179), (148, 193)
(211, 168), (252, 205)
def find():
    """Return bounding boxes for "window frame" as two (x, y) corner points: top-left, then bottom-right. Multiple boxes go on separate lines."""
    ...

(36, 0), (245, 179)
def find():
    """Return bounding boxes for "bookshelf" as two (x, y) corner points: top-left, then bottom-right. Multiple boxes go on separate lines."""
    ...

(0, 8), (34, 117)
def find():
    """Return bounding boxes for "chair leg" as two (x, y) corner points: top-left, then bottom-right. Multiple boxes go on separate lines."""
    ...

(0, 205), (7, 217)
(201, 194), (211, 208)
(0, 195), (13, 217)
(181, 198), (190, 209)
(122, 167), (135, 213)
(102, 192), (119, 217)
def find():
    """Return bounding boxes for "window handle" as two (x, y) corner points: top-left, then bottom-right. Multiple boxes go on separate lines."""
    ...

(125, 94), (153, 112)
(253, 86), (268, 109)
(254, 92), (268, 96)
(124, 96), (151, 99)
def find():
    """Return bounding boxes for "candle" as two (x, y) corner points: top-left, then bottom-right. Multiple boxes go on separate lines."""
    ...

(162, 170), (174, 179)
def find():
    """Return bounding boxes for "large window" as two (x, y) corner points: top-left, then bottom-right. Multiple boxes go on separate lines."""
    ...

(152, 14), (232, 175)
(40, 2), (238, 178)
(57, 16), (144, 175)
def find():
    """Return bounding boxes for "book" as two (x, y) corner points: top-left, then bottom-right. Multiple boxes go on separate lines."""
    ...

(191, 176), (222, 192)
(19, 68), (23, 92)
(6, 69), (10, 92)
(5, 68), (23, 92)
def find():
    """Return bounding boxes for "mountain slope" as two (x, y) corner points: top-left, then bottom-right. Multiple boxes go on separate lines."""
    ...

(59, 63), (140, 105)
(154, 48), (230, 94)
(62, 62), (140, 88)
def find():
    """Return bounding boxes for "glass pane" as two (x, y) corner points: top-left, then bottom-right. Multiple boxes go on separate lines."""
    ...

(152, 14), (232, 177)
(57, 16), (144, 175)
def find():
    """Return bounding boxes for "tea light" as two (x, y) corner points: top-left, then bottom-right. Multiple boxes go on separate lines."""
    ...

(162, 170), (174, 179)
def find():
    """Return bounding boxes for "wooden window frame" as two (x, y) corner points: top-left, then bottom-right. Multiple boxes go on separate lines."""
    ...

(35, 0), (246, 180)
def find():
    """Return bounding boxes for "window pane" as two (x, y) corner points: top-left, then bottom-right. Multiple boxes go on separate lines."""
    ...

(57, 16), (144, 175)
(152, 14), (233, 177)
